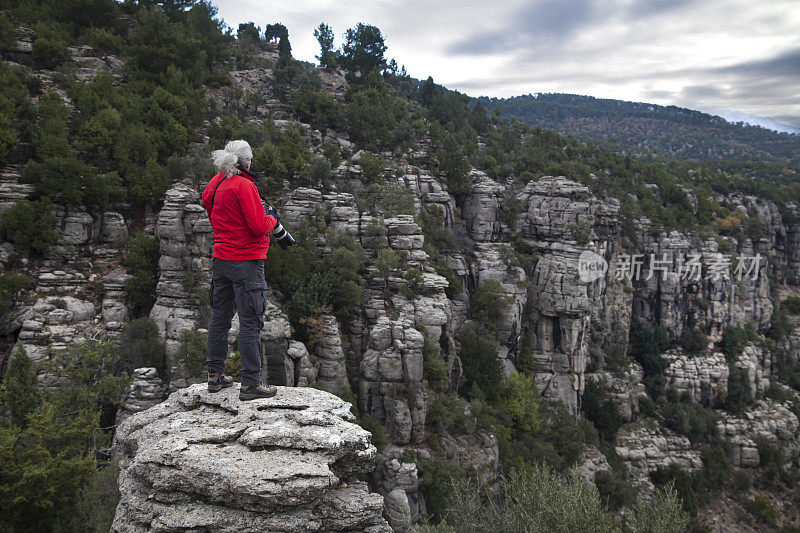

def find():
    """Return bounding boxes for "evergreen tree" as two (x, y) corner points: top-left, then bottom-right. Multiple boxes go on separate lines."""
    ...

(2, 344), (41, 428)
(341, 23), (387, 75)
(314, 22), (337, 68)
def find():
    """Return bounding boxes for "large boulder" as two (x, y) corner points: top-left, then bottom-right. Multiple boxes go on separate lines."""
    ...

(112, 384), (390, 532)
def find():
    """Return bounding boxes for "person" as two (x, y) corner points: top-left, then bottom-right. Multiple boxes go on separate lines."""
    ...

(202, 140), (280, 400)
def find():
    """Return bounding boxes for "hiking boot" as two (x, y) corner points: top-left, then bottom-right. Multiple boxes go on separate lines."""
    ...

(239, 382), (278, 401)
(207, 370), (234, 393)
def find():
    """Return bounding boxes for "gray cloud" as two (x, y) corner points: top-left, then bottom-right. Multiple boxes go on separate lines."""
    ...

(215, 0), (800, 128)
(445, 0), (598, 56)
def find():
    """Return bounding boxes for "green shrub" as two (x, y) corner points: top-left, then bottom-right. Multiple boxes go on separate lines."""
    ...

(0, 271), (29, 314)
(0, 403), (96, 531)
(69, 460), (121, 532)
(720, 324), (756, 358)
(515, 346), (536, 375)
(744, 495), (777, 525)
(470, 279), (511, 329)
(421, 463), (617, 532)
(784, 296), (800, 315)
(498, 372), (540, 434)
(418, 457), (467, 522)
(31, 23), (70, 69)
(1, 198), (57, 254)
(123, 232), (160, 317)
(624, 482), (689, 533)
(1, 344), (41, 428)
(638, 395), (656, 417)
(357, 412), (387, 452)
(174, 329), (207, 377)
(434, 264), (462, 299)
(724, 363), (753, 413)
(628, 322), (669, 376)
(423, 333), (449, 393)
(651, 464), (698, 517)
(457, 322), (502, 402)
(732, 470), (752, 492)
(660, 399), (719, 443)
(594, 469), (636, 512)
(118, 317), (166, 373)
(695, 443), (731, 492)
(680, 327), (708, 354)
(357, 151), (385, 183)
(568, 221), (591, 245)
(581, 380), (622, 442)
(299, 155), (331, 188)
(426, 393), (470, 433)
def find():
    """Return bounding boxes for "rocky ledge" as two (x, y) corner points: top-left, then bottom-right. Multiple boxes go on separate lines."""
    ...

(112, 384), (391, 532)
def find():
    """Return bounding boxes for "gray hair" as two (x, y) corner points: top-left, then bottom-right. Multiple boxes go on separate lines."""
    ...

(211, 140), (253, 177)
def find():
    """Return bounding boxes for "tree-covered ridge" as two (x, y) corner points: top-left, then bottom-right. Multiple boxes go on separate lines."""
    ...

(477, 93), (800, 165)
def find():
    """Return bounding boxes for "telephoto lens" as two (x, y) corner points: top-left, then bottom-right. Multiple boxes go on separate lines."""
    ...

(271, 222), (296, 249)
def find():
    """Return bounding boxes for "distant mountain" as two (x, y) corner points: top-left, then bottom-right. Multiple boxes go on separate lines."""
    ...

(476, 93), (800, 165)
(714, 109), (800, 135)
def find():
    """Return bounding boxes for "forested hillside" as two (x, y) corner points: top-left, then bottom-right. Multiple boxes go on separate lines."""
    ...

(1, 1), (800, 532)
(477, 93), (800, 165)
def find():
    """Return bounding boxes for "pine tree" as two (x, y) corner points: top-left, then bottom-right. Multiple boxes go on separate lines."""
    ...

(2, 344), (41, 428)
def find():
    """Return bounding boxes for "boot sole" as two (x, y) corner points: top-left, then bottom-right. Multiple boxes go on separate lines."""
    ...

(239, 388), (278, 401)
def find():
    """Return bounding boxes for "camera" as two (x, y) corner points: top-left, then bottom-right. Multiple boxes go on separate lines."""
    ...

(270, 220), (296, 249)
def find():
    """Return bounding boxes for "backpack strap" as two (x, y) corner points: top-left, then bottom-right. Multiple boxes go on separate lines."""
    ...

(208, 175), (229, 216)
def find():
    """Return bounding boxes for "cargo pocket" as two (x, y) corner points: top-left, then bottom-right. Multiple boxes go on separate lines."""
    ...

(243, 279), (267, 317)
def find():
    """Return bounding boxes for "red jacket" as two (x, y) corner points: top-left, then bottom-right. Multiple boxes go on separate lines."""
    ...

(202, 171), (278, 260)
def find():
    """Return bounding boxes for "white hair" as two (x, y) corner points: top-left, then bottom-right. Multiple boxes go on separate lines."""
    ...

(211, 139), (253, 177)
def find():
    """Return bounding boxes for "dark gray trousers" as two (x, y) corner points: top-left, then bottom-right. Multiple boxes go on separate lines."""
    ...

(205, 258), (267, 386)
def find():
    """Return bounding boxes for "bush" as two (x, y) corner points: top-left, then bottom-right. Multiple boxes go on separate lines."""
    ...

(515, 346), (536, 375)
(118, 317), (166, 373)
(124, 232), (160, 317)
(457, 322), (502, 402)
(581, 380), (623, 442)
(68, 460), (121, 532)
(418, 457), (467, 522)
(660, 399), (719, 443)
(298, 155), (331, 188)
(498, 372), (540, 434)
(470, 279), (511, 329)
(423, 332), (449, 393)
(426, 393), (470, 433)
(624, 482), (690, 533)
(1, 344), (41, 427)
(721, 325), (749, 358)
(434, 264), (462, 299)
(421, 463), (617, 532)
(680, 327), (709, 354)
(594, 470), (636, 512)
(174, 329), (207, 377)
(31, 23), (70, 69)
(784, 295), (800, 315)
(724, 364), (753, 413)
(357, 151), (385, 183)
(0, 271), (29, 315)
(744, 495), (777, 525)
(651, 464), (698, 517)
(695, 444), (731, 492)
(1, 198), (57, 254)
(628, 322), (669, 376)
(357, 412), (387, 452)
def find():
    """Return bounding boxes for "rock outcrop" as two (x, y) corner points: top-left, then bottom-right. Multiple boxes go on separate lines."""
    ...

(112, 384), (390, 532)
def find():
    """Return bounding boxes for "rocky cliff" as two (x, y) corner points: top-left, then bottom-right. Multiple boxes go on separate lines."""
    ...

(112, 384), (390, 532)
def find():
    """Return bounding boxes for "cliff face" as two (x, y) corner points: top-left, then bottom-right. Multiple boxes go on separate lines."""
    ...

(112, 384), (390, 532)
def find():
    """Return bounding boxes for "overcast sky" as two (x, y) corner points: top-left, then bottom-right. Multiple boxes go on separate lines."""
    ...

(214, 0), (800, 128)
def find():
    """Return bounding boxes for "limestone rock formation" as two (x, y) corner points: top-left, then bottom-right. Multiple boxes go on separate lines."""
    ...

(112, 384), (390, 532)
(615, 423), (703, 494)
(115, 367), (167, 426)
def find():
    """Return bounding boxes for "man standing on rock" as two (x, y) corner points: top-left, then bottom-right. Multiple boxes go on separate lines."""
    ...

(202, 140), (279, 400)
